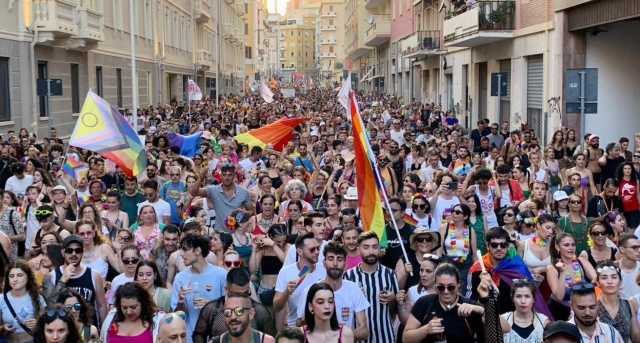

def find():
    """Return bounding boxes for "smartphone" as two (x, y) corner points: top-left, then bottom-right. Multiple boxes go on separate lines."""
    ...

(449, 181), (458, 190)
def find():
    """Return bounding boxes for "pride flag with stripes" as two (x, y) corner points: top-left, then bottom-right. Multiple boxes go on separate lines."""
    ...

(62, 153), (89, 182)
(341, 84), (387, 247)
(234, 117), (308, 151)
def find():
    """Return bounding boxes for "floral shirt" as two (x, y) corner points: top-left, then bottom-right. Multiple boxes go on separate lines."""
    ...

(134, 225), (161, 260)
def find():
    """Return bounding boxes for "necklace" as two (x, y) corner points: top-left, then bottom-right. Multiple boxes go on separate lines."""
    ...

(532, 236), (548, 248)
(564, 260), (583, 285)
(448, 222), (470, 263)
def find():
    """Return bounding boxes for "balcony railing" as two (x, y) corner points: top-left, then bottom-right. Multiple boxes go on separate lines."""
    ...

(33, 0), (104, 47)
(195, 0), (212, 24)
(443, 0), (515, 47)
(365, 15), (391, 47)
(403, 30), (440, 57)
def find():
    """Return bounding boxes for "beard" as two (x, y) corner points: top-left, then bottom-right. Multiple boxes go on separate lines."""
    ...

(227, 320), (249, 337)
(575, 315), (596, 327)
(363, 254), (378, 265)
(327, 268), (344, 280)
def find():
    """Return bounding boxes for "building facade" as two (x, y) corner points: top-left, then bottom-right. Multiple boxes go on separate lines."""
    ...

(344, 0), (371, 89)
(280, 19), (316, 82)
(318, 0), (345, 87)
(0, 0), (245, 136)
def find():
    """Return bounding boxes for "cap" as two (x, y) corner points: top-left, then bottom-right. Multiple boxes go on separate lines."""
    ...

(62, 235), (83, 248)
(51, 185), (67, 194)
(589, 134), (600, 141)
(344, 186), (358, 200)
(553, 190), (569, 202)
(543, 321), (580, 341)
(410, 227), (440, 251)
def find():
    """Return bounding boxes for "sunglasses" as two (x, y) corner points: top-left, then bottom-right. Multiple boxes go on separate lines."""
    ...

(391, 208), (402, 212)
(415, 236), (434, 243)
(569, 200), (582, 204)
(504, 212), (515, 217)
(590, 231), (607, 237)
(571, 282), (595, 292)
(223, 306), (251, 318)
(63, 303), (82, 312)
(224, 260), (242, 268)
(123, 258), (140, 265)
(35, 209), (53, 216)
(489, 242), (508, 249)
(452, 209), (463, 215)
(413, 203), (428, 210)
(64, 247), (83, 255)
(170, 173), (180, 177)
(436, 284), (456, 293)
(119, 236), (132, 242)
(45, 309), (70, 320)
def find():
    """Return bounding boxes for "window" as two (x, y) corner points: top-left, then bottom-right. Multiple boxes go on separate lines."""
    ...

(329, 46), (334, 53)
(38, 61), (48, 117)
(0, 57), (10, 121)
(71, 64), (80, 114)
(116, 68), (123, 108)
(329, 5), (333, 11)
(245, 47), (252, 59)
(96, 66), (103, 97)
(245, 23), (248, 35)
(329, 19), (333, 26)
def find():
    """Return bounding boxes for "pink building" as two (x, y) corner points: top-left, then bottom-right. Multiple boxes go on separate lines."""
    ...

(390, 1), (415, 99)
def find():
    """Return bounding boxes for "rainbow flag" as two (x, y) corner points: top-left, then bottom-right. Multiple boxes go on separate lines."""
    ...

(234, 117), (308, 151)
(62, 153), (89, 182)
(402, 213), (418, 227)
(69, 91), (146, 177)
(342, 84), (387, 247)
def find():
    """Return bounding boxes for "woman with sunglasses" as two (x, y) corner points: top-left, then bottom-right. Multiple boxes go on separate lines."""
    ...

(32, 305), (81, 343)
(99, 282), (157, 343)
(407, 194), (432, 230)
(75, 220), (121, 281)
(396, 228), (440, 291)
(0, 261), (45, 343)
(107, 246), (141, 306)
(249, 224), (287, 306)
(301, 282), (354, 343)
(439, 204), (477, 290)
(403, 263), (485, 343)
(498, 207), (519, 243)
(558, 194), (590, 254)
(595, 261), (640, 343)
(134, 261), (171, 313)
(546, 232), (596, 320)
(56, 289), (98, 343)
(517, 213), (553, 282)
(499, 280), (549, 343)
(397, 254), (440, 324)
(586, 221), (617, 269)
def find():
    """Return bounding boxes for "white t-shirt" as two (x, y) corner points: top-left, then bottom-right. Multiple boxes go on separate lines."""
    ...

(5, 175), (33, 198)
(284, 240), (328, 276)
(107, 273), (134, 304)
(138, 199), (171, 224)
(296, 280), (370, 328)
(407, 285), (430, 305)
(275, 263), (326, 326)
(621, 263), (640, 299)
(419, 163), (444, 184)
(430, 196), (460, 231)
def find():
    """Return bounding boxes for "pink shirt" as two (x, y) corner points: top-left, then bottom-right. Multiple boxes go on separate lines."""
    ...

(346, 255), (363, 270)
(107, 327), (153, 343)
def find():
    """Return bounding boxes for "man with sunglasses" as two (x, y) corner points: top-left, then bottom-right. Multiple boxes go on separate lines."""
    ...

(619, 233), (640, 299)
(467, 228), (516, 314)
(569, 282), (624, 343)
(160, 166), (188, 226)
(171, 234), (227, 343)
(209, 294), (275, 343)
(43, 235), (107, 323)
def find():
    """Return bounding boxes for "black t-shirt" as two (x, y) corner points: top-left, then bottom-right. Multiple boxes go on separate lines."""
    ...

(380, 224), (415, 270)
(586, 195), (622, 218)
(601, 156), (625, 186)
(410, 294), (485, 343)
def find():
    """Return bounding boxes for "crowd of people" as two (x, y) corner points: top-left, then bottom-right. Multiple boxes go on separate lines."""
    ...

(0, 86), (638, 343)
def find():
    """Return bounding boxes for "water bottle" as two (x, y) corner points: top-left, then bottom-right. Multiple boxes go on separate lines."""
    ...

(431, 312), (447, 343)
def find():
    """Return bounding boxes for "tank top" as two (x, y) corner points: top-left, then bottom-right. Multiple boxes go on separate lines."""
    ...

(304, 326), (343, 343)
(214, 329), (265, 343)
(107, 326), (153, 343)
(501, 312), (547, 343)
(598, 298), (633, 342)
(83, 256), (109, 280)
(54, 266), (96, 308)
(475, 186), (498, 228)
(522, 239), (551, 270)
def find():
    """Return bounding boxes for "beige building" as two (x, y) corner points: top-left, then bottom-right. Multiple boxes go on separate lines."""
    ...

(280, 19), (316, 81)
(317, 0), (345, 87)
(344, 0), (372, 90)
(0, 0), (245, 136)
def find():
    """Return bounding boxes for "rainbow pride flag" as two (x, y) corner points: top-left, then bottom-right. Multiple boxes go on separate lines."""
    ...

(69, 91), (146, 177)
(235, 117), (308, 151)
(62, 153), (89, 182)
(342, 85), (387, 247)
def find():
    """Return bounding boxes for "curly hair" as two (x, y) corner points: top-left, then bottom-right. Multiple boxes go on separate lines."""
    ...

(32, 304), (81, 343)
(3, 260), (42, 318)
(56, 288), (93, 326)
(114, 282), (157, 325)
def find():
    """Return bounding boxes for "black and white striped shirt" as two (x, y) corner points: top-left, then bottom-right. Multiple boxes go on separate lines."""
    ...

(344, 263), (399, 343)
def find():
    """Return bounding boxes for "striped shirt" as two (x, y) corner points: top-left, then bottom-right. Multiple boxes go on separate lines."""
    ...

(344, 263), (399, 343)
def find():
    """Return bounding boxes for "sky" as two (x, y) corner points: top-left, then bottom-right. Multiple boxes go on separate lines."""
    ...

(267, 0), (288, 15)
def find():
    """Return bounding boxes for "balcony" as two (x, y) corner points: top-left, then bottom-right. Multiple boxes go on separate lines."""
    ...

(321, 11), (336, 17)
(197, 50), (212, 70)
(443, 1), (515, 47)
(195, 0), (212, 24)
(33, 0), (104, 48)
(320, 25), (336, 31)
(366, 0), (387, 10)
(403, 30), (441, 58)
(320, 39), (336, 45)
(365, 15), (391, 47)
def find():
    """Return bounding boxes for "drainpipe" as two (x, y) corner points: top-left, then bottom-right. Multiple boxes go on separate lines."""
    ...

(30, 26), (39, 135)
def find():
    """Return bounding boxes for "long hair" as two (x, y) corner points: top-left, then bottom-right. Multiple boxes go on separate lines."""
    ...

(56, 288), (93, 326)
(78, 203), (104, 231)
(3, 260), (42, 316)
(616, 162), (637, 184)
(134, 260), (165, 288)
(75, 219), (103, 246)
(114, 282), (157, 325)
(33, 304), (81, 343)
(550, 232), (575, 266)
(304, 282), (339, 332)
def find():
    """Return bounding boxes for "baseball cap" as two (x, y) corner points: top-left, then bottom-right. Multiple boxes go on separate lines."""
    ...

(553, 190), (569, 202)
(543, 321), (580, 341)
(51, 185), (67, 194)
(62, 235), (83, 248)
(344, 187), (358, 200)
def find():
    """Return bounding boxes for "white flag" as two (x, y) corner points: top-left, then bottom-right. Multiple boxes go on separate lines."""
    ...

(260, 81), (274, 103)
(187, 79), (202, 101)
(338, 75), (351, 112)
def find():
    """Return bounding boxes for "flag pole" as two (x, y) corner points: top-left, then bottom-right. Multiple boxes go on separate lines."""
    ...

(129, 0), (139, 132)
(349, 91), (412, 276)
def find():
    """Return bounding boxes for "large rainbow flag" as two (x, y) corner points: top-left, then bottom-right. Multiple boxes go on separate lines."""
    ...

(340, 83), (387, 247)
(234, 117), (308, 151)
(69, 91), (146, 177)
